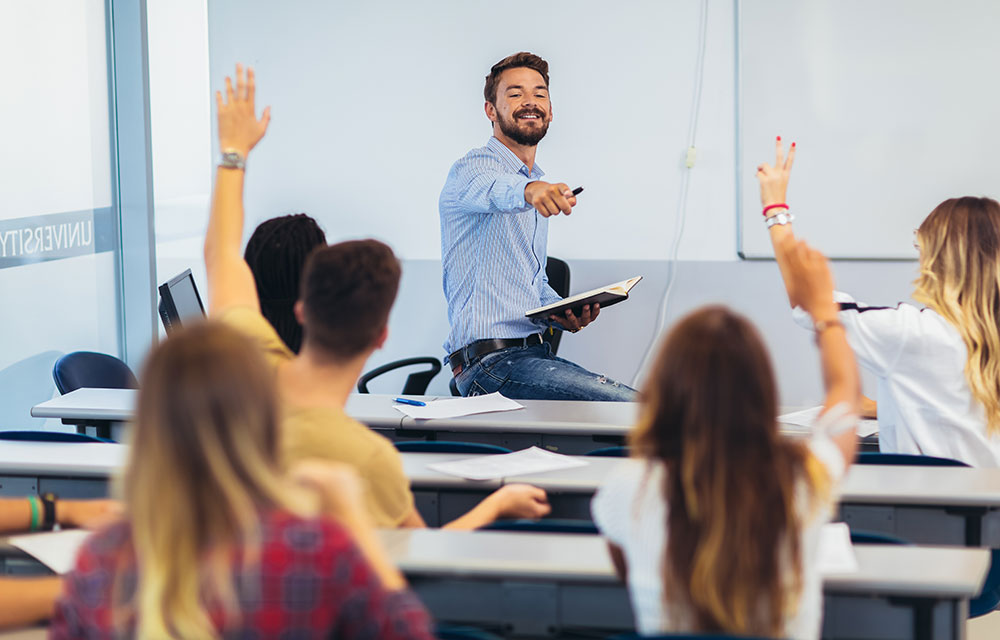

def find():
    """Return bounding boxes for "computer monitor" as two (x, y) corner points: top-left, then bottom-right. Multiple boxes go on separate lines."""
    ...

(158, 269), (206, 335)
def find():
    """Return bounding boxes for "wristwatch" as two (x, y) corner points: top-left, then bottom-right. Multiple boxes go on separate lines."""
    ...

(40, 492), (58, 531)
(765, 211), (795, 228)
(219, 150), (246, 170)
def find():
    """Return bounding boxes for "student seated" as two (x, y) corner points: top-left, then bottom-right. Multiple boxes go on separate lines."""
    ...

(0, 497), (117, 630)
(50, 322), (435, 639)
(204, 64), (549, 528)
(758, 138), (1000, 466)
(244, 213), (327, 353)
(592, 243), (860, 638)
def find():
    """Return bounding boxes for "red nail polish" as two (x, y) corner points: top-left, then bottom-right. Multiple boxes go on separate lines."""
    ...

(777, 136), (781, 141)
(791, 142), (796, 147)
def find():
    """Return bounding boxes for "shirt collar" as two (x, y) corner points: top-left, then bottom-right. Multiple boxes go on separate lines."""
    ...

(487, 136), (544, 178)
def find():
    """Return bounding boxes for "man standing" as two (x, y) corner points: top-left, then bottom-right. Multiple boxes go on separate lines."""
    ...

(440, 52), (635, 401)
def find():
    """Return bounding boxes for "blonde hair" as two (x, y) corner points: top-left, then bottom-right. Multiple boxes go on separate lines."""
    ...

(631, 306), (826, 635)
(122, 322), (307, 638)
(913, 197), (1000, 435)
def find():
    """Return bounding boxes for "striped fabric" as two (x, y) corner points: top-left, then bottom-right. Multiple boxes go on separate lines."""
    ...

(440, 136), (563, 354)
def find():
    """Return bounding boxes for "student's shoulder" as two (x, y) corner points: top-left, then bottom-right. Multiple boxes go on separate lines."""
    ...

(592, 459), (654, 523)
(282, 407), (397, 465)
(216, 305), (294, 362)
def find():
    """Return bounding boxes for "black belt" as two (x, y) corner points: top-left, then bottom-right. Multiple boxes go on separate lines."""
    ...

(448, 334), (544, 376)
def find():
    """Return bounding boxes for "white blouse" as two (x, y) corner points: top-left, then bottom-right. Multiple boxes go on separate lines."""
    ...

(591, 407), (853, 639)
(795, 292), (1000, 467)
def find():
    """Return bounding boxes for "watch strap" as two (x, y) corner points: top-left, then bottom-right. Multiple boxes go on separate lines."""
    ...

(219, 150), (246, 170)
(41, 492), (57, 531)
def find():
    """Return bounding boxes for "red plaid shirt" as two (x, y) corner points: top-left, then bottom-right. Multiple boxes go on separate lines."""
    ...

(49, 511), (435, 639)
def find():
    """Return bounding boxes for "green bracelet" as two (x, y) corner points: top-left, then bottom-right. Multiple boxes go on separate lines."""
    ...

(28, 496), (40, 531)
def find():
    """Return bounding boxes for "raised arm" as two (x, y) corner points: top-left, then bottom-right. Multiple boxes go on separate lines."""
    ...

(756, 137), (800, 307)
(204, 64), (271, 314)
(780, 236), (861, 465)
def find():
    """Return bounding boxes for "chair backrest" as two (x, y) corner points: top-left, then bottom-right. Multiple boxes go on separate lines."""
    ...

(854, 452), (970, 467)
(52, 351), (139, 395)
(607, 634), (776, 640)
(848, 529), (908, 545)
(0, 430), (111, 443)
(586, 445), (630, 457)
(357, 357), (442, 395)
(483, 518), (598, 535)
(394, 441), (512, 455)
(543, 256), (572, 356)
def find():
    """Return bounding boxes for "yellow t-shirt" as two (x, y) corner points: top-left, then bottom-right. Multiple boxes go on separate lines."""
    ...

(220, 306), (414, 527)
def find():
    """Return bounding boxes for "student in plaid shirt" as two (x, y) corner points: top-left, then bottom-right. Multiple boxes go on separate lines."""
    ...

(49, 323), (435, 639)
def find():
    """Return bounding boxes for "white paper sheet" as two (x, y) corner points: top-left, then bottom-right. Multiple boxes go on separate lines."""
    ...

(392, 392), (524, 420)
(818, 522), (859, 574)
(427, 446), (588, 481)
(778, 406), (878, 438)
(9, 529), (91, 575)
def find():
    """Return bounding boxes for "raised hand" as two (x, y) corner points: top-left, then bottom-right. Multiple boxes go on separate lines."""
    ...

(756, 136), (796, 208)
(779, 235), (837, 319)
(525, 181), (578, 217)
(216, 63), (271, 158)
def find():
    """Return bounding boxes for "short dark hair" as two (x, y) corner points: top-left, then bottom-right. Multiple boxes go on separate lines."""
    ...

(299, 239), (401, 361)
(484, 52), (549, 105)
(244, 214), (327, 354)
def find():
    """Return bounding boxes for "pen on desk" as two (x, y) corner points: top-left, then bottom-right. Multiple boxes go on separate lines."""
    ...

(394, 397), (426, 407)
(571, 186), (584, 196)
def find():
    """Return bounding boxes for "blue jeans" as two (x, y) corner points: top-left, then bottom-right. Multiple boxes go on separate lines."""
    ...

(454, 343), (637, 401)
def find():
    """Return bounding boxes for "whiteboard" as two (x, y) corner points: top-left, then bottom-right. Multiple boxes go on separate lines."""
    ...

(207, 0), (712, 261)
(738, 0), (1000, 259)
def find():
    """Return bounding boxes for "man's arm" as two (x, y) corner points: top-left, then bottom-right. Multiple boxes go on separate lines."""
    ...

(448, 153), (576, 217)
(0, 577), (62, 628)
(204, 64), (271, 315)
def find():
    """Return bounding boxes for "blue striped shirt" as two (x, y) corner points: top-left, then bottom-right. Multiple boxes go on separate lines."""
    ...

(440, 136), (563, 354)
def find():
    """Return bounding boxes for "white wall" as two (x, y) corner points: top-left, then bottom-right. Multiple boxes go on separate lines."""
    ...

(147, 0), (919, 407)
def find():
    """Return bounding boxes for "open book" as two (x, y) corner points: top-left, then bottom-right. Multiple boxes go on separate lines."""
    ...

(526, 276), (642, 320)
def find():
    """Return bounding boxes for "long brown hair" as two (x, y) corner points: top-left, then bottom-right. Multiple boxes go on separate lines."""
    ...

(632, 306), (822, 634)
(913, 197), (1000, 435)
(122, 322), (309, 638)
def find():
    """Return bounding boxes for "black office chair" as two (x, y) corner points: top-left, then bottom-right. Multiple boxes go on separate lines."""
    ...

(609, 634), (775, 640)
(543, 256), (571, 356)
(52, 351), (138, 440)
(357, 357), (442, 395)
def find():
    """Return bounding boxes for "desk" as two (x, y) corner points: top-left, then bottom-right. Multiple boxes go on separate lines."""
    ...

(33, 389), (638, 454)
(0, 441), (123, 498)
(379, 529), (988, 640)
(0, 530), (988, 640)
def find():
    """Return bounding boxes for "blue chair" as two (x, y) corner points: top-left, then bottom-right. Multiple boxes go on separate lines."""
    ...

(52, 351), (138, 394)
(483, 518), (598, 535)
(850, 453), (999, 617)
(394, 441), (511, 455)
(849, 529), (909, 545)
(608, 634), (776, 640)
(52, 351), (137, 440)
(587, 445), (630, 457)
(434, 625), (505, 640)
(854, 452), (969, 467)
(0, 430), (110, 443)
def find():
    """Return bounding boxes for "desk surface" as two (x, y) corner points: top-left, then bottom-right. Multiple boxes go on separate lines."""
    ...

(6, 442), (1000, 510)
(378, 528), (989, 598)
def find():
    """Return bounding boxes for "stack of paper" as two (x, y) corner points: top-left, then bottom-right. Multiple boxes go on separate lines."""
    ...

(427, 446), (588, 481)
(392, 392), (524, 420)
(9, 529), (92, 575)
(778, 406), (878, 438)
